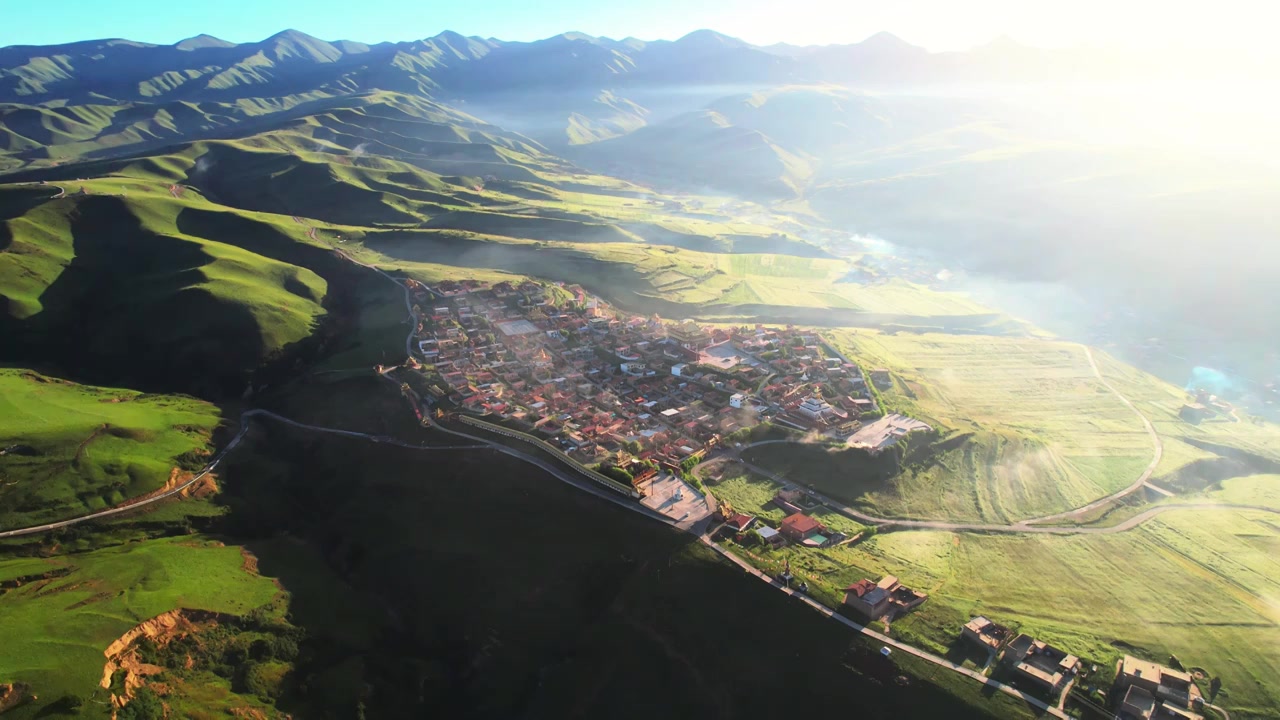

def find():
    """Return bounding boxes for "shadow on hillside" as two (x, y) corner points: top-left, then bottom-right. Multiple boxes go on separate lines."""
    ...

(16, 196), (266, 397)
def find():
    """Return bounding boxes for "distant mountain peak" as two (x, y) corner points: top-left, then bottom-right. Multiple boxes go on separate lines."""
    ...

(265, 28), (320, 44)
(431, 30), (470, 44)
(174, 33), (234, 51)
(552, 31), (598, 43)
(674, 29), (749, 50)
(858, 31), (921, 52)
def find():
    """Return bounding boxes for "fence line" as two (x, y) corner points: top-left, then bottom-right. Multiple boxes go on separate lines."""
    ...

(455, 415), (639, 498)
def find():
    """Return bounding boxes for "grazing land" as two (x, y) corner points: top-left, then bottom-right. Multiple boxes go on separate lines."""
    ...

(0, 536), (279, 716)
(792, 331), (1160, 522)
(0, 369), (220, 529)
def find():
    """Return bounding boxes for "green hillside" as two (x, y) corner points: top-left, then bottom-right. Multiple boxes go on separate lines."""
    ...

(0, 186), (330, 395)
(0, 370), (220, 529)
(0, 537), (280, 717)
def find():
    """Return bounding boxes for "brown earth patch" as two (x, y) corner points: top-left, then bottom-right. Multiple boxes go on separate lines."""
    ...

(0, 682), (34, 714)
(100, 609), (229, 707)
(240, 547), (259, 574)
(186, 472), (219, 499)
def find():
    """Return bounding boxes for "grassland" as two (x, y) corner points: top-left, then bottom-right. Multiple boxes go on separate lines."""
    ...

(714, 504), (1280, 719)
(1091, 351), (1280, 478)
(0, 536), (279, 716)
(786, 331), (1154, 522)
(0, 369), (220, 529)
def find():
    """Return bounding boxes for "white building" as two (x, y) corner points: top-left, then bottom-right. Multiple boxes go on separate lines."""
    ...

(797, 396), (834, 420)
(671, 363), (688, 377)
(621, 361), (649, 376)
(729, 393), (747, 409)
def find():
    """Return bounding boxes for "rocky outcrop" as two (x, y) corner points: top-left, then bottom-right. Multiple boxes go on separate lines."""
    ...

(100, 609), (226, 707)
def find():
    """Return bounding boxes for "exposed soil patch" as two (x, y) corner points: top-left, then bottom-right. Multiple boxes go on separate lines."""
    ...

(100, 609), (228, 707)
(0, 682), (34, 714)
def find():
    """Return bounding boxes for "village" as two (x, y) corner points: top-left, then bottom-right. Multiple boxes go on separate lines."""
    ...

(409, 278), (923, 483)
(405, 278), (1218, 720)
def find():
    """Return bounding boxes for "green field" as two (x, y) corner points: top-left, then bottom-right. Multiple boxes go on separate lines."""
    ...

(715, 504), (1280, 719)
(867, 510), (1280, 719)
(0, 369), (220, 529)
(801, 331), (1157, 522)
(0, 536), (279, 716)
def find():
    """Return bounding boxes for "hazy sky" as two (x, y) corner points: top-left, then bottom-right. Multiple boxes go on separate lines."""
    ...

(2, 0), (1276, 54)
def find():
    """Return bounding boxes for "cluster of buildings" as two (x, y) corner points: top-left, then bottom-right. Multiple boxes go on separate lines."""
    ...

(842, 575), (928, 620)
(1114, 656), (1205, 720)
(958, 617), (1207, 718)
(412, 280), (921, 489)
(1179, 388), (1236, 424)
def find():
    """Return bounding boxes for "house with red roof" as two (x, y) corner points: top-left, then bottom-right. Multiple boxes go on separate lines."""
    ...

(727, 513), (756, 533)
(780, 512), (825, 542)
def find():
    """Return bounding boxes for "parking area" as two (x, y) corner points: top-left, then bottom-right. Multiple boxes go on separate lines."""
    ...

(641, 473), (712, 526)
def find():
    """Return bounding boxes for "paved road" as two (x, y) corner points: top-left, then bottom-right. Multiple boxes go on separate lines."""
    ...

(0, 410), (485, 539)
(698, 535), (1068, 719)
(729, 343), (1196, 535)
(735, 457), (1280, 535)
(1020, 345), (1164, 525)
(0, 231), (1235, 718)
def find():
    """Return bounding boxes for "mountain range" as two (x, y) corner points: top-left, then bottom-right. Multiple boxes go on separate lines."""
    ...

(2, 27), (1278, 386)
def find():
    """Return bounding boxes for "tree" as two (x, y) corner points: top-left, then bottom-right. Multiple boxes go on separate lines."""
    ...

(600, 464), (634, 484)
(623, 440), (643, 455)
(117, 689), (164, 720)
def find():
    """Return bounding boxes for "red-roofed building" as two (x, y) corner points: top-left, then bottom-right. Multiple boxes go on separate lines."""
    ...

(727, 513), (756, 533)
(780, 512), (824, 541)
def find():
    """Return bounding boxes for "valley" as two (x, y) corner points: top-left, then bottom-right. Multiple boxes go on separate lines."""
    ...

(1, 24), (1278, 720)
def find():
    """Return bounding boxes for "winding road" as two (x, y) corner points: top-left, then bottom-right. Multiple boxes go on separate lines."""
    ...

(0, 222), (1256, 719)
(0, 410), (487, 539)
(720, 343), (1262, 535)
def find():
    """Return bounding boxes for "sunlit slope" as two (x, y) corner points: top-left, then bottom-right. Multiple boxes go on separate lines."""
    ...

(0, 537), (279, 718)
(859, 510), (1280, 718)
(0, 370), (220, 529)
(817, 332), (1155, 522)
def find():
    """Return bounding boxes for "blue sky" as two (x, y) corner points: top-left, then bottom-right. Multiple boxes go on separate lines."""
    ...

(2, 0), (1274, 54)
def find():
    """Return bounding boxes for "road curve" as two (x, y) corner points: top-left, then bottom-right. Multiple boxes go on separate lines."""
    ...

(1020, 345), (1164, 525)
(732, 343), (1177, 533)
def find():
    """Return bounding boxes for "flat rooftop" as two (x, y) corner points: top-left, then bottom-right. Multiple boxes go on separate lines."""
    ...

(847, 413), (932, 449)
(497, 320), (539, 336)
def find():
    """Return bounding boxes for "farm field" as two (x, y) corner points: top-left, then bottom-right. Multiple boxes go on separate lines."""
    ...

(0, 369), (220, 529)
(0, 536), (279, 716)
(815, 331), (1157, 522)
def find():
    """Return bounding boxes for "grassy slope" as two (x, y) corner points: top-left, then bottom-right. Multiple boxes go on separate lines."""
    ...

(862, 510), (1280, 719)
(0, 180), (333, 395)
(794, 331), (1151, 522)
(0, 536), (278, 716)
(0, 370), (219, 529)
